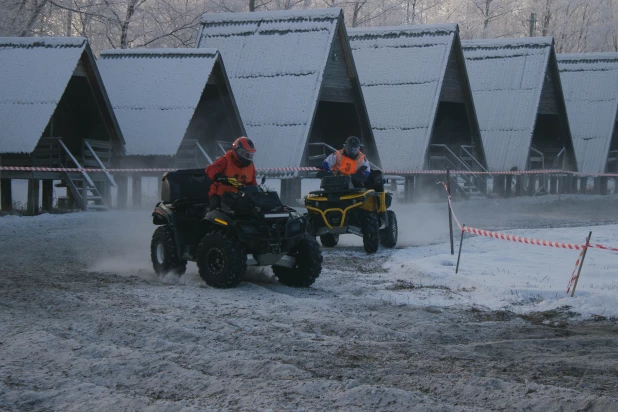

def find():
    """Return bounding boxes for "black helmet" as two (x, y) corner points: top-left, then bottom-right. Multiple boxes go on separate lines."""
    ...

(344, 136), (361, 159)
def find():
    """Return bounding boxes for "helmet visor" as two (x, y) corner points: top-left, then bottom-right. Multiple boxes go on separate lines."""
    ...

(346, 146), (360, 156)
(237, 146), (255, 162)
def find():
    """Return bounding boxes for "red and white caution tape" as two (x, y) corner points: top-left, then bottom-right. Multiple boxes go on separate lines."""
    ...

(441, 182), (618, 253)
(3, 165), (617, 176)
(440, 182), (463, 230)
(462, 226), (587, 250)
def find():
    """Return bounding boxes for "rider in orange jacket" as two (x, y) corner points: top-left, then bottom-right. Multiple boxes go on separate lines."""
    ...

(321, 136), (370, 181)
(206, 136), (257, 209)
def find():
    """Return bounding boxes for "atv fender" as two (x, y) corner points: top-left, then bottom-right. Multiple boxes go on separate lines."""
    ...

(198, 210), (235, 239)
(152, 202), (185, 261)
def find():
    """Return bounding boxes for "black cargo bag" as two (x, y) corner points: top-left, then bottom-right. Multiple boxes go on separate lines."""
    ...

(161, 169), (211, 203)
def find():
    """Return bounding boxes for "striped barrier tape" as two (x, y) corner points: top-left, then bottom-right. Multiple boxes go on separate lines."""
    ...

(2, 165), (615, 176)
(441, 182), (618, 253)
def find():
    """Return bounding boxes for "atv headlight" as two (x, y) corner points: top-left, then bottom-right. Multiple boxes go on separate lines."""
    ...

(286, 218), (304, 237)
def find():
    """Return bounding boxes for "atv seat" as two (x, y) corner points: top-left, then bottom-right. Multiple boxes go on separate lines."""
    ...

(162, 168), (212, 205)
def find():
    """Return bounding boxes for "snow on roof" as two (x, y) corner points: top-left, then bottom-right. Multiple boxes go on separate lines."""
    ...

(200, 8), (341, 24)
(197, 9), (341, 168)
(348, 25), (457, 170)
(462, 38), (552, 171)
(98, 49), (220, 156)
(0, 37), (87, 154)
(557, 53), (618, 174)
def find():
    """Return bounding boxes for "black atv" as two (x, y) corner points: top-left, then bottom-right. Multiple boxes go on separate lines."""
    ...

(150, 169), (322, 288)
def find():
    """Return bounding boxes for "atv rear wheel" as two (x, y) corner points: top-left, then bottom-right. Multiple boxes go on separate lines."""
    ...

(379, 210), (398, 248)
(150, 225), (187, 275)
(362, 213), (380, 254)
(197, 232), (246, 288)
(273, 235), (322, 287)
(319, 233), (339, 248)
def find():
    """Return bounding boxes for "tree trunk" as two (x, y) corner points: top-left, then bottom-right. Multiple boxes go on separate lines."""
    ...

(20, 0), (49, 36)
(120, 0), (139, 49)
(249, 0), (256, 11)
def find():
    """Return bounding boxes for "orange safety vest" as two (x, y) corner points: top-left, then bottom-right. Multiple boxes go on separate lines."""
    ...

(214, 151), (255, 196)
(332, 149), (366, 175)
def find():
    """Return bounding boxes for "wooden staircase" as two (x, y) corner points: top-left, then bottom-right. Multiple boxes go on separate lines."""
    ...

(33, 137), (116, 211)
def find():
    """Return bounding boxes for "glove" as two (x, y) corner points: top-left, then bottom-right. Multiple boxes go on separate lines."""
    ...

(225, 177), (243, 187)
(352, 170), (368, 183)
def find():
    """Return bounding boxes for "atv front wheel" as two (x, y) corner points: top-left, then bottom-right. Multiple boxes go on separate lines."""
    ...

(273, 235), (322, 287)
(362, 213), (380, 254)
(196, 232), (246, 288)
(319, 233), (339, 248)
(379, 210), (398, 248)
(150, 225), (187, 275)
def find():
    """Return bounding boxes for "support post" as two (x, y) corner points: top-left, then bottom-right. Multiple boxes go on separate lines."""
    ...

(132, 174), (142, 209)
(280, 177), (301, 206)
(505, 174), (513, 198)
(600, 177), (608, 195)
(456, 225), (466, 274)
(580, 177), (587, 194)
(593, 177), (602, 195)
(404, 176), (415, 203)
(26, 178), (40, 216)
(571, 231), (592, 297)
(447, 169), (454, 255)
(116, 175), (128, 209)
(1, 178), (12, 211)
(42, 180), (54, 211)
(494, 175), (505, 197)
(550, 176), (558, 194)
(515, 175), (523, 197)
(527, 174), (536, 196)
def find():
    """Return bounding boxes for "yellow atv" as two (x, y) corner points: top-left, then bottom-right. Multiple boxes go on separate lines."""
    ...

(304, 170), (397, 254)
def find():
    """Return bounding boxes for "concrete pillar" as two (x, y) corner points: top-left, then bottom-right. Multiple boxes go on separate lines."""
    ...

(132, 174), (142, 208)
(571, 176), (581, 193)
(548, 177), (557, 194)
(116, 175), (128, 209)
(280, 178), (302, 206)
(515, 175), (523, 197)
(579, 177), (587, 194)
(593, 178), (602, 195)
(1, 179), (12, 211)
(505, 175), (513, 198)
(600, 177), (608, 195)
(42, 180), (54, 211)
(494, 175), (505, 197)
(26, 179), (40, 216)
(527, 175), (536, 196)
(404, 176), (415, 203)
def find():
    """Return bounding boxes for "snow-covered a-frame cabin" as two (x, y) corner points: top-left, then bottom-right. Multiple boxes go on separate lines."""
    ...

(558, 53), (618, 178)
(98, 48), (245, 206)
(196, 8), (380, 199)
(462, 38), (577, 194)
(349, 24), (487, 197)
(0, 37), (124, 214)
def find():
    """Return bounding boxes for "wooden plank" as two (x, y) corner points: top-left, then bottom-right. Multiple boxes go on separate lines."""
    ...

(320, 86), (354, 103)
(439, 47), (465, 103)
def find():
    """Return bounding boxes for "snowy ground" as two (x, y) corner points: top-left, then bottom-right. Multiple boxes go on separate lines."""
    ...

(1, 195), (618, 410)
